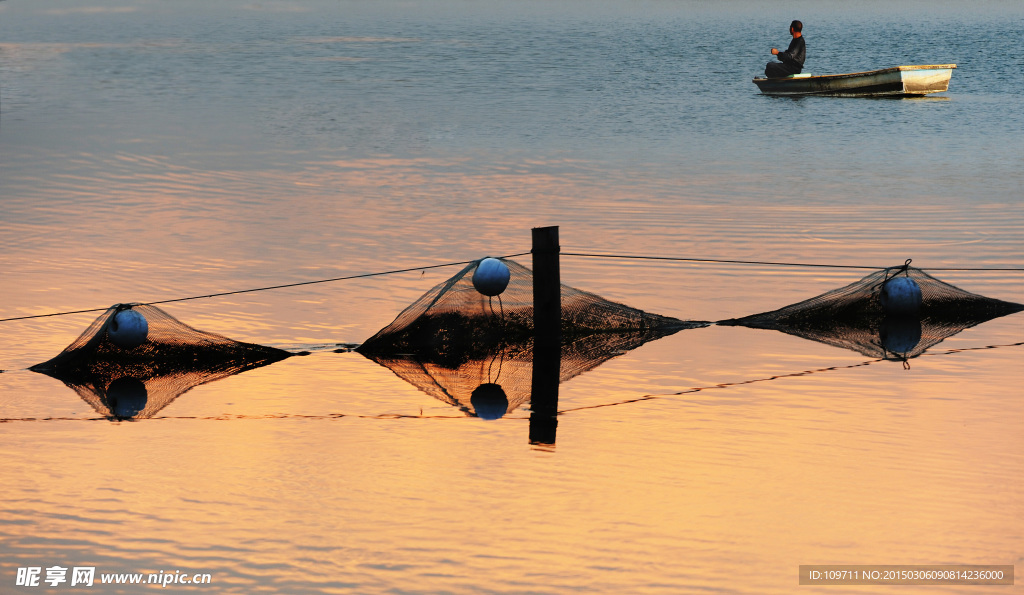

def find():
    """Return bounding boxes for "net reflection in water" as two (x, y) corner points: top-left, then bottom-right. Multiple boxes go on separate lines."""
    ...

(363, 325), (699, 419)
(30, 304), (293, 420)
(718, 266), (1023, 360)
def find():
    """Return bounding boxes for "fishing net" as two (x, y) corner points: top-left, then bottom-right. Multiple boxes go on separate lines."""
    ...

(357, 257), (705, 364)
(30, 304), (292, 419)
(357, 256), (706, 417)
(718, 264), (1023, 360)
(365, 325), (683, 419)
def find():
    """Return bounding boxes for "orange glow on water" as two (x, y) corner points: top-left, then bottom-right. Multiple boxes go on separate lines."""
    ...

(2, 5), (1023, 589)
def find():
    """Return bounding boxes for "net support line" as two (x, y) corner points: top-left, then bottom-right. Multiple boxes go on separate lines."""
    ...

(4, 248), (1022, 324)
(0, 253), (531, 323)
(562, 252), (1024, 271)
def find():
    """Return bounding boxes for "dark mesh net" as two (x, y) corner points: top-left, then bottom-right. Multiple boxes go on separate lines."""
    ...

(358, 257), (705, 362)
(30, 304), (292, 419)
(718, 265), (1023, 360)
(358, 257), (705, 418)
(365, 326), (688, 419)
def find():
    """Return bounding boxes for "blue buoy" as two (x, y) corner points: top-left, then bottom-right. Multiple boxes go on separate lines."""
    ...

(470, 383), (509, 420)
(880, 276), (922, 316)
(472, 257), (511, 297)
(108, 308), (149, 348)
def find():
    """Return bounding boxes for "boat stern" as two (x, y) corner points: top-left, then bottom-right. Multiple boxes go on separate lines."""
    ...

(898, 65), (956, 95)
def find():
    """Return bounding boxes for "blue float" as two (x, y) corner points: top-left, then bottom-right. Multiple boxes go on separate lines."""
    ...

(472, 257), (511, 297)
(880, 276), (922, 316)
(108, 308), (149, 348)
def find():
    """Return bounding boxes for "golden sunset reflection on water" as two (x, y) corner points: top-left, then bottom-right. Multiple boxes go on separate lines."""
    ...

(3, 152), (1023, 593)
(3, 306), (1022, 593)
(3, 1), (1024, 591)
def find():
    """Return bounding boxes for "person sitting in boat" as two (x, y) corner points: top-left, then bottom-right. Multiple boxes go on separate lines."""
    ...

(765, 20), (805, 78)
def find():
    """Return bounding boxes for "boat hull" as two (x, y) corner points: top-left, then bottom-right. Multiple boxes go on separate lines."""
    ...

(753, 64), (956, 97)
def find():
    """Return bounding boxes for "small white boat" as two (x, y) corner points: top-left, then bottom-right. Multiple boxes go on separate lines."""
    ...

(753, 64), (956, 97)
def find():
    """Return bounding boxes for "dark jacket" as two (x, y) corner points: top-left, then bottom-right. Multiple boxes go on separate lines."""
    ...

(778, 36), (806, 72)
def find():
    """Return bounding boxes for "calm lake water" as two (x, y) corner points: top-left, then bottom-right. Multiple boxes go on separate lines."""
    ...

(1, 1), (1022, 593)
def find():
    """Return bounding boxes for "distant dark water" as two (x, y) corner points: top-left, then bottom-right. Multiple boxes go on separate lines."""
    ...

(2, 1), (1022, 190)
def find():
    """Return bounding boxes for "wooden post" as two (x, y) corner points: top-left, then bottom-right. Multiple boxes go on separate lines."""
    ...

(530, 226), (560, 445)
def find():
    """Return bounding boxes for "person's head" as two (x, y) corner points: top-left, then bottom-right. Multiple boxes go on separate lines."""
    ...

(790, 20), (803, 35)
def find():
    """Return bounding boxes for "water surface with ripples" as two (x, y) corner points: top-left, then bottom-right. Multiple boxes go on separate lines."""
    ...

(1, 1), (1022, 593)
